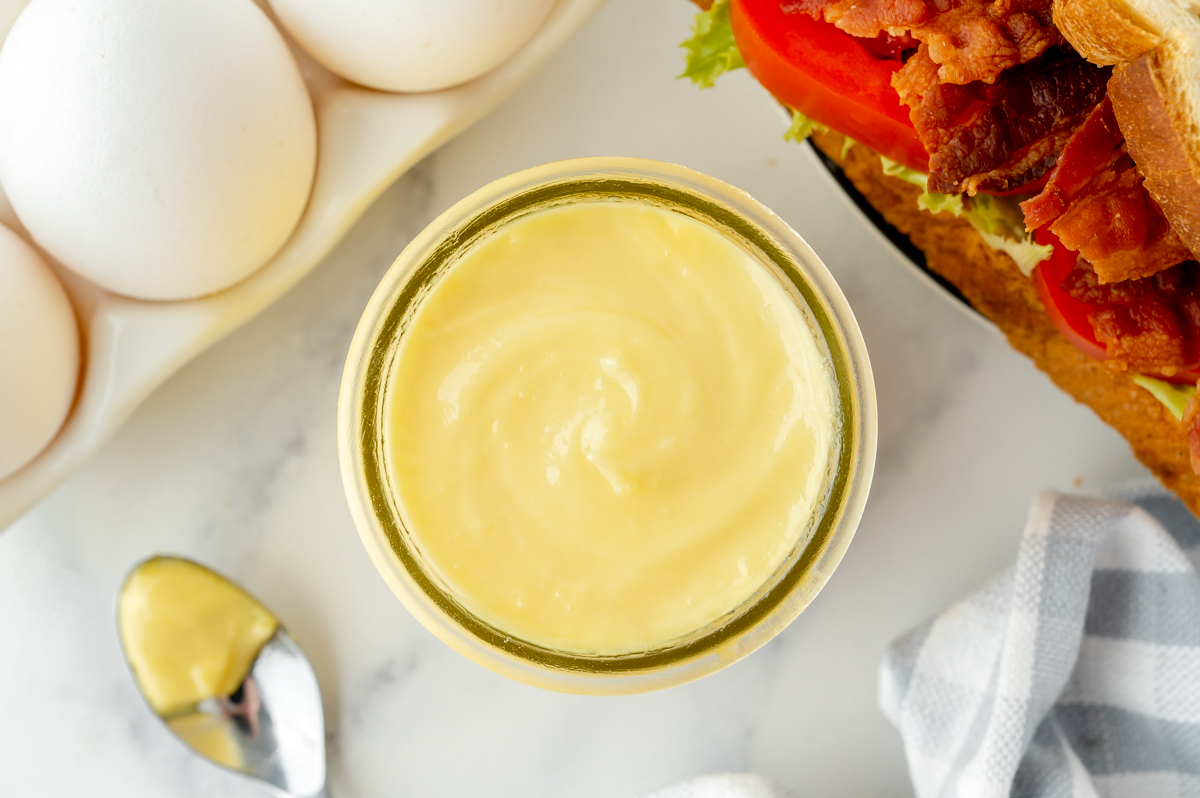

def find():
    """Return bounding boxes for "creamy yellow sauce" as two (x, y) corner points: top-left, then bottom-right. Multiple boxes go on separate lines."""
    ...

(167, 713), (245, 770)
(385, 201), (836, 655)
(118, 557), (278, 716)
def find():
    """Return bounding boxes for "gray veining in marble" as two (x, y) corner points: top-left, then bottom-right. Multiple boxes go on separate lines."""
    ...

(0, 1), (1150, 796)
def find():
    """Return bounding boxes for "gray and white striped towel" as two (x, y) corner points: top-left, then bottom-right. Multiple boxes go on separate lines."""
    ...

(881, 481), (1200, 798)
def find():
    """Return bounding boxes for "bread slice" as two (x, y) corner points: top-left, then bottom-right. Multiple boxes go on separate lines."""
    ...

(808, 127), (1200, 513)
(1053, 0), (1200, 259)
(1052, 0), (1164, 64)
(1109, 52), (1200, 259)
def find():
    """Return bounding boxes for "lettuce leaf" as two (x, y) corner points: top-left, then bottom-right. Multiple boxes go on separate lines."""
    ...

(879, 156), (962, 217)
(783, 107), (828, 143)
(879, 156), (928, 189)
(877, 156), (1052, 272)
(679, 0), (744, 89)
(918, 190), (964, 217)
(1132, 375), (1197, 422)
(962, 194), (1054, 276)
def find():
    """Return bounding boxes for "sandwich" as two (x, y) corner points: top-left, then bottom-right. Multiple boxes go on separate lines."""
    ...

(681, 0), (1200, 513)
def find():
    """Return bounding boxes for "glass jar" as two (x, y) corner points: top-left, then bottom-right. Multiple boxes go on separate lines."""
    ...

(337, 157), (877, 694)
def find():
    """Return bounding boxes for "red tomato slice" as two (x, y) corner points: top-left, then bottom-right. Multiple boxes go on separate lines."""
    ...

(730, 0), (929, 172)
(1033, 229), (1108, 362)
(1033, 229), (1200, 384)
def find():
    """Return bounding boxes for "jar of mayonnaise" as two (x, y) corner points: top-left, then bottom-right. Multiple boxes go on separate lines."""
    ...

(338, 158), (876, 694)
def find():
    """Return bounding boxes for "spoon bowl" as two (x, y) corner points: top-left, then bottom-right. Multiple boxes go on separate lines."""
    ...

(117, 556), (329, 798)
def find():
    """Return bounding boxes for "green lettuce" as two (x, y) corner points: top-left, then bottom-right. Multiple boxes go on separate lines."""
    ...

(879, 156), (927, 189)
(963, 194), (1054, 276)
(679, 0), (744, 88)
(918, 191), (965, 217)
(840, 136), (857, 159)
(783, 107), (828, 143)
(878, 157), (1052, 272)
(1132, 375), (1197, 421)
(879, 156), (963, 217)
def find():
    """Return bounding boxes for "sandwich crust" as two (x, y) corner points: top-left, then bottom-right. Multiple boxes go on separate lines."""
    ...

(1052, 0), (1159, 65)
(810, 128), (1200, 512)
(1053, 0), (1200, 261)
(1109, 51), (1200, 261)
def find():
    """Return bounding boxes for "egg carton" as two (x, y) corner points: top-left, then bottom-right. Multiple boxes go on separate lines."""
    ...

(0, 0), (608, 530)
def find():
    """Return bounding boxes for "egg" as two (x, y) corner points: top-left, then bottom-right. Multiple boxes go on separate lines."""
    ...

(268, 0), (556, 93)
(0, 0), (317, 301)
(0, 224), (79, 481)
(0, 0), (29, 46)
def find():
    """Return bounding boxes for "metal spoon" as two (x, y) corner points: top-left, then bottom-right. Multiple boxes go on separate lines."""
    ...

(117, 557), (331, 798)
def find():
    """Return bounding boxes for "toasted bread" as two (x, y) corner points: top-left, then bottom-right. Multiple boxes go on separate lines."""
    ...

(1109, 53), (1200, 259)
(1052, 0), (1162, 64)
(1054, 0), (1200, 259)
(809, 127), (1200, 514)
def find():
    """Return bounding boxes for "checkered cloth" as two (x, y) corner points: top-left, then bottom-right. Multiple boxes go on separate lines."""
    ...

(880, 481), (1200, 798)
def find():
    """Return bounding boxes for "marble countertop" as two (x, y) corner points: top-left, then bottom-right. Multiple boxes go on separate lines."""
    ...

(0, 1), (1151, 796)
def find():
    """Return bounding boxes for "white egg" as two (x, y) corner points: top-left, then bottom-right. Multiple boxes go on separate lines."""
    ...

(0, 225), (79, 481)
(0, 0), (317, 301)
(0, 0), (30, 47)
(268, 0), (557, 93)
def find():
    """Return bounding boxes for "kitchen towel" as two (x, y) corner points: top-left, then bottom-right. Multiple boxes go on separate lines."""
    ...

(880, 480), (1200, 798)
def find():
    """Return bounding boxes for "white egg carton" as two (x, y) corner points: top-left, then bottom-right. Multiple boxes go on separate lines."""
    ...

(0, 0), (607, 530)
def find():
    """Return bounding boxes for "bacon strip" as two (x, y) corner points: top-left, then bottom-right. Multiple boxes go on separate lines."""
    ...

(789, 0), (1103, 193)
(1063, 260), (1200, 373)
(1021, 98), (1192, 283)
(798, 0), (1061, 85)
(894, 46), (1109, 194)
(1021, 98), (1124, 229)
(1051, 164), (1193, 283)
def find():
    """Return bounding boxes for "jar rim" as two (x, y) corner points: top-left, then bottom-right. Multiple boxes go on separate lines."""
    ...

(337, 157), (877, 694)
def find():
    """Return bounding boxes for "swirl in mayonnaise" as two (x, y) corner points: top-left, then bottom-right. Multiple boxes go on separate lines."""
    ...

(385, 201), (836, 655)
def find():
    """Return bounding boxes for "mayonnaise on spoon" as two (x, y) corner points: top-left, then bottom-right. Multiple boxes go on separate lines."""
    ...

(117, 556), (328, 797)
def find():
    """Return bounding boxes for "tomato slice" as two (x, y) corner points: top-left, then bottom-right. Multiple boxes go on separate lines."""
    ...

(1033, 229), (1108, 361)
(1033, 228), (1200, 384)
(730, 0), (929, 172)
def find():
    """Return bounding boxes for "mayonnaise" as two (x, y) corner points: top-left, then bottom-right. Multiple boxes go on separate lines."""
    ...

(118, 557), (278, 716)
(384, 201), (836, 655)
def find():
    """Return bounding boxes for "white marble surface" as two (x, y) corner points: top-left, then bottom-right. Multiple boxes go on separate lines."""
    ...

(0, 2), (1151, 796)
